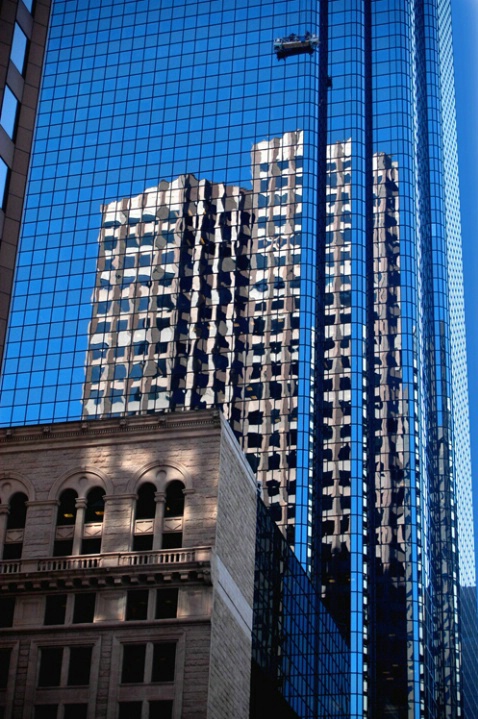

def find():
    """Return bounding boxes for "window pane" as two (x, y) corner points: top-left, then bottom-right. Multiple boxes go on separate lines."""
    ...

(0, 597), (15, 627)
(164, 481), (184, 517)
(0, 157), (8, 209)
(7, 492), (27, 529)
(132, 534), (153, 551)
(2, 543), (22, 559)
(149, 701), (173, 719)
(0, 86), (19, 139)
(126, 590), (149, 621)
(121, 645), (146, 683)
(85, 487), (105, 523)
(63, 705), (88, 719)
(135, 483), (156, 519)
(38, 647), (63, 687)
(68, 646), (92, 685)
(0, 649), (11, 688)
(10, 24), (28, 75)
(53, 539), (73, 556)
(118, 703), (142, 719)
(80, 537), (101, 555)
(73, 593), (96, 623)
(161, 533), (182, 549)
(22, 0), (34, 12)
(57, 490), (77, 525)
(44, 595), (67, 626)
(151, 643), (176, 682)
(155, 589), (178, 620)
(34, 706), (58, 719)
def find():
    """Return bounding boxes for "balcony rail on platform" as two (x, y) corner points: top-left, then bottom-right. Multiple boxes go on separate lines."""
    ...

(0, 547), (212, 575)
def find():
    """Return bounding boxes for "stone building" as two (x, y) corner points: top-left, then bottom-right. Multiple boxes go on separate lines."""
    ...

(0, 410), (257, 719)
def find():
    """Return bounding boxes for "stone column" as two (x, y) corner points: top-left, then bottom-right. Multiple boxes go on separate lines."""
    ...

(182, 487), (195, 546)
(72, 497), (87, 555)
(152, 492), (165, 550)
(0, 504), (9, 556)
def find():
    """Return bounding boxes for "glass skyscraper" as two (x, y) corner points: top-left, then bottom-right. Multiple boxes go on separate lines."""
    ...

(0, 0), (476, 717)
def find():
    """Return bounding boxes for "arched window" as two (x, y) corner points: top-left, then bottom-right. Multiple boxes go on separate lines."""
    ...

(164, 481), (184, 518)
(85, 487), (105, 524)
(3, 492), (28, 559)
(82, 488), (105, 555)
(162, 481), (185, 549)
(133, 483), (156, 551)
(135, 483), (156, 520)
(54, 489), (78, 556)
(57, 489), (77, 526)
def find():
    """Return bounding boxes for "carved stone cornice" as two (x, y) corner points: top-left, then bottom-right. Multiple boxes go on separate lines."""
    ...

(0, 410), (221, 448)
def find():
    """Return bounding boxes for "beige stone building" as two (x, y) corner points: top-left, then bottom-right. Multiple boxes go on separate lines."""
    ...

(0, 410), (257, 719)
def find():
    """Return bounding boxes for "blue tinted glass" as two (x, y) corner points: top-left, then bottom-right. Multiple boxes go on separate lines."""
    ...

(22, 0), (34, 12)
(10, 24), (28, 76)
(0, 157), (8, 208)
(0, 87), (19, 139)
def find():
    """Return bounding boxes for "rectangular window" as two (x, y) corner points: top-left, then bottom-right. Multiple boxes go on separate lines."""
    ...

(80, 538), (101, 555)
(2, 542), (22, 560)
(10, 23), (28, 75)
(121, 645), (146, 684)
(132, 534), (153, 551)
(0, 648), (11, 688)
(72, 593), (96, 624)
(151, 643), (176, 682)
(67, 646), (92, 686)
(34, 707), (58, 719)
(118, 703), (142, 719)
(44, 595), (67, 626)
(63, 705), (88, 719)
(155, 589), (178, 619)
(149, 701), (173, 719)
(0, 86), (19, 139)
(126, 589), (149, 621)
(161, 533), (182, 549)
(38, 647), (63, 687)
(53, 539), (73, 557)
(0, 597), (15, 627)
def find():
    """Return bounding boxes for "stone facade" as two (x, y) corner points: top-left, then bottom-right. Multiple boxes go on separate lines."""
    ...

(0, 410), (257, 719)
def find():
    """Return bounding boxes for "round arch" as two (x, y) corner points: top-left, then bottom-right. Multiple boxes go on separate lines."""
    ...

(126, 461), (194, 495)
(47, 466), (114, 501)
(0, 473), (35, 503)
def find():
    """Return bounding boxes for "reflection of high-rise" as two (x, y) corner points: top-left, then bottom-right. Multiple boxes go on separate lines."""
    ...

(82, 132), (304, 533)
(0, 0), (476, 717)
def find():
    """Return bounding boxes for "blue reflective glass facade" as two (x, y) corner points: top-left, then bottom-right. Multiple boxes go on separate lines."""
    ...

(0, 0), (474, 716)
(252, 497), (348, 718)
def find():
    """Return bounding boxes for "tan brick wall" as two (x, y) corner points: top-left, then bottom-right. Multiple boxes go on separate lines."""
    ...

(206, 419), (257, 719)
(0, 411), (257, 719)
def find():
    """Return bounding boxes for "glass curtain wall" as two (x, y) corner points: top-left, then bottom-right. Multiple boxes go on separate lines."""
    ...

(0, 0), (471, 717)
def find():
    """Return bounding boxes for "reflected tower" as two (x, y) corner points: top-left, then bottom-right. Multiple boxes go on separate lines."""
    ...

(0, 0), (476, 717)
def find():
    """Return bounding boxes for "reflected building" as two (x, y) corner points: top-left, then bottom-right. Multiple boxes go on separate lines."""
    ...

(0, 0), (476, 717)
(82, 131), (304, 535)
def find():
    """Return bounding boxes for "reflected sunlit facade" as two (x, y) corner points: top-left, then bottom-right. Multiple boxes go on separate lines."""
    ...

(0, 0), (476, 716)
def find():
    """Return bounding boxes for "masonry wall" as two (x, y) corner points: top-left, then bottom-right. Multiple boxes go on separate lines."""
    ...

(0, 410), (256, 719)
(206, 419), (257, 719)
